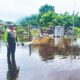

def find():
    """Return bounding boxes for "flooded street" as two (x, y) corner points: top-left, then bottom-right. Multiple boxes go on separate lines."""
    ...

(1, 39), (80, 80)
(0, 0), (80, 79)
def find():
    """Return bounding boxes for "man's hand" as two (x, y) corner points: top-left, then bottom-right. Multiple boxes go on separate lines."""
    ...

(6, 43), (9, 47)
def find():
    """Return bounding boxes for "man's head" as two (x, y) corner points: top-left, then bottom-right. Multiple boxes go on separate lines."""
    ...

(9, 25), (15, 31)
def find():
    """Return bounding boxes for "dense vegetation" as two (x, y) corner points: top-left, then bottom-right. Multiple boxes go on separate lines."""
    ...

(0, 4), (80, 38)
(19, 4), (80, 28)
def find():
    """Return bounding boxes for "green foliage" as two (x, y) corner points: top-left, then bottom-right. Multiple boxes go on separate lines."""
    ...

(39, 4), (55, 14)
(19, 15), (39, 27)
(19, 4), (80, 29)
(39, 11), (54, 27)
(73, 27), (80, 37)
(0, 4), (79, 32)
(74, 13), (80, 27)
(58, 12), (73, 26)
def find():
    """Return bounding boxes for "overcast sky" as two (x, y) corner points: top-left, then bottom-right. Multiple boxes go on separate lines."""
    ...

(0, 0), (80, 22)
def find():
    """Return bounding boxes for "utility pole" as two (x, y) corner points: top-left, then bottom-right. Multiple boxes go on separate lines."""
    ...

(72, 0), (76, 44)
(73, 0), (76, 28)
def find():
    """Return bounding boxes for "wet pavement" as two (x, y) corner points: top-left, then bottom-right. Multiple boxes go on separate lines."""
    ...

(1, 39), (80, 80)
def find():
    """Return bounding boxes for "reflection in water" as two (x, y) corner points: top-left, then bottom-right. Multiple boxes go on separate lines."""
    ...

(32, 37), (80, 62)
(39, 45), (55, 61)
(29, 44), (32, 56)
(7, 58), (19, 80)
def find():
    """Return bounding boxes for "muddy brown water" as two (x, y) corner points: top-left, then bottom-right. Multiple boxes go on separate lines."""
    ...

(0, 39), (80, 80)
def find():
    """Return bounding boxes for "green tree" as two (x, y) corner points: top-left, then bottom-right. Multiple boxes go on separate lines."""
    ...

(19, 4), (80, 30)
(19, 15), (39, 27)
(39, 4), (55, 14)
(74, 12), (80, 27)
(39, 11), (58, 27)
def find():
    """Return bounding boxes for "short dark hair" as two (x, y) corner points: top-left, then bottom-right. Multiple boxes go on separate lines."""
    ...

(9, 25), (15, 28)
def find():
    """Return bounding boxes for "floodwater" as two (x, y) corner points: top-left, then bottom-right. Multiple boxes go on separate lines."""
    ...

(1, 38), (80, 80)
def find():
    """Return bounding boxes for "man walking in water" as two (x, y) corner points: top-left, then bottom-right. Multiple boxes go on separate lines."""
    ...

(4, 25), (17, 63)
